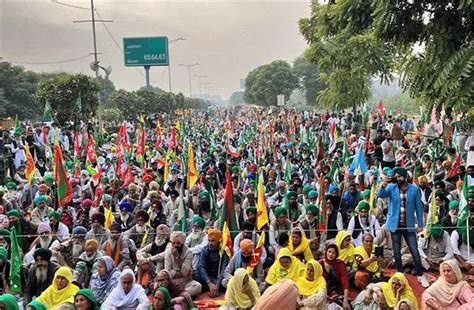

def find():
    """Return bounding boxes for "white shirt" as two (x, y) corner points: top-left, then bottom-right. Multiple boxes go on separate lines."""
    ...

(451, 230), (474, 263)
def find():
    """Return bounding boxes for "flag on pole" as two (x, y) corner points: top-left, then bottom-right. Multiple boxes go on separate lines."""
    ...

(349, 144), (368, 176)
(43, 98), (52, 120)
(104, 206), (114, 230)
(227, 145), (240, 158)
(247, 232), (265, 274)
(53, 142), (73, 207)
(318, 174), (327, 231)
(220, 168), (239, 239)
(86, 134), (97, 164)
(155, 120), (162, 149)
(187, 143), (198, 189)
(377, 100), (385, 116)
(220, 222), (234, 258)
(328, 160), (339, 185)
(457, 176), (469, 232)
(256, 171), (269, 229)
(177, 184), (187, 232)
(136, 126), (146, 165)
(25, 145), (36, 183)
(369, 182), (376, 214)
(447, 155), (462, 179)
(9, 227), (22, 293)
(75, 92), (82, 110)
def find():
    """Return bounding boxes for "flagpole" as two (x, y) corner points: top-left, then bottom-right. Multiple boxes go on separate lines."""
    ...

(468, 216), (471, 261)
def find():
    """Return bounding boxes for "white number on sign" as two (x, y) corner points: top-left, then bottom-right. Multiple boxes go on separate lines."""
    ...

(144, 54), (166, 61)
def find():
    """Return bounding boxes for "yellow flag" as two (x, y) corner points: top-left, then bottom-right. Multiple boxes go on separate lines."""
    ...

(24, 145), (36, 183)
(187, 143), (198, 189)
(257, 172), (269, 229)
(104, 206), (114, 230)
(369, 183), (376, 214)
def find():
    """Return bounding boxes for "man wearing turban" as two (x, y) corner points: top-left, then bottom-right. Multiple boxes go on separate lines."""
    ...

(25, 248), (60, 303)
(186, 216), (206, 249)
(269, 206), (292, 247)
(86, 212), (110, 248)
(164, 232), (202, 297)
(30, 195), (54, 229)
(7, 208), (36, 252)
(137, 224), (171, 272)
(378, 166), (430, 287)
(101, 223), (132, 271)
(50, 226), (87, 268)
(193, 229), (228, 298)
(416, 223), (454, 271)
(123, 210), (154, 248)
(48, 210), (70, 242)
(441, 200), (459, 235)
(286, 191), (305, 224)
(73, 239), (103, 288)
(298, 204), (320, 253)
(223, 238), (265, 291)
(347, 201), (381, 247)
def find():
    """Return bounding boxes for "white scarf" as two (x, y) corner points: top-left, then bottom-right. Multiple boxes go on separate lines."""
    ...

(102, 269), (148, 308)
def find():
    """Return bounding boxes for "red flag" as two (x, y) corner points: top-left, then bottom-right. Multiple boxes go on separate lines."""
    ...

(169, 127), (177, 149)
(53, 143), (73, 207)
(448, 155), (462, 178)
(86, 134), (96, 164)
(155, 120), (162, 149)
(378, 100), (385, 116)
(136, 127), (146, 162)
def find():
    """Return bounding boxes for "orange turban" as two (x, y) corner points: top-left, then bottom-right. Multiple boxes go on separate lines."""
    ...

(85, 239), (98, 252)
(240, 239), (254, 252)
(207, 229), (222, 241)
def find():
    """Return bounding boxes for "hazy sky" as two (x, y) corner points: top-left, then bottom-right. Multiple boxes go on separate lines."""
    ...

(1, 0), (311, 99)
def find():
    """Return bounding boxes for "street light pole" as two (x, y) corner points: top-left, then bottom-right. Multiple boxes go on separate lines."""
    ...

(179, 63), (199, 97)
(168, 37), (185, 93)
(90, 0), (98, 78)
(193, 75), (207, 98)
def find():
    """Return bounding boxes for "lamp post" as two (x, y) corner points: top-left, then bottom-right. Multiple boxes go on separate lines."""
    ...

(168, 37), (185, 93)
(179, 63), (200, 97)
(193, 75), (207, 98)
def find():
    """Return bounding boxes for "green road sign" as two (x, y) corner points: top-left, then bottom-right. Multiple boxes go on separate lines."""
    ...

(123, 36), (169, 67)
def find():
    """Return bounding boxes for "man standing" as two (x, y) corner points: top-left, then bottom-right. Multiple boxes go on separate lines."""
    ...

(377, 167), (429, 287)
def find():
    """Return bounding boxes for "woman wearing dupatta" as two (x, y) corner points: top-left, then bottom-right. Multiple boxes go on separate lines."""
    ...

(422, 260), (474, 309)
(319, 244), (350, 310)
(353, 233), (386, 289)
(296, 259), (327, 310)
(288, 227), (314, 263)
(221, 268), (261, 310)
(36, 266), (80, 310)
(352, 272), (418, 310)
(89, 256), (121, 305)
(266, 248), (305, 285)
(151, 287), (173, 310)
(335, 230), (355, 266)
(101, 268), (150, 310)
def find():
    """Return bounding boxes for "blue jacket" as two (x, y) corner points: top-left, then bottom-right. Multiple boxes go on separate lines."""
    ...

(377, 183), (424, 233)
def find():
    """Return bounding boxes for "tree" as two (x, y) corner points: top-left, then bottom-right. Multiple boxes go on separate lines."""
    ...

(99, 108), (122, 123)
(244, 60), (298, 106)
(371, 0), (473, 113)
(292, 55), (326, 106)
(96, 76), (116, 108)
(108, 89), (145, 120)
(229, 91), (245, 105)
(299, 0), (395, 113)
(36, 74), (100, 125)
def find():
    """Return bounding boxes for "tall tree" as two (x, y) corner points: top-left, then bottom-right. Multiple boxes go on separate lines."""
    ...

(229, 91), (245, 105)
(299, 0), (395, 113)
(244, 60), (299, 106)
(292, 55), (326, 106)
(96, 76), (116, 108)
(372, 0), (473, 113)
(36, 73), (100, 125)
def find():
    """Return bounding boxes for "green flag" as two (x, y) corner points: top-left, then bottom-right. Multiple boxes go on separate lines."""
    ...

(75, 92), (82, 110)
(328, 160), (339, 184)
(9, 226), (22, 293)
(43, 99), (52, 120)
(457, 175), (469, 235)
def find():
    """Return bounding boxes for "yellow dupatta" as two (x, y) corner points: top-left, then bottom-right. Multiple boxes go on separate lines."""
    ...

(335, 230), (355, 264)
(353, 245), (380, 274)
(266, 248), (305, 285)
(225, 268), (261, 309)
(382, 272), (418, 310)
(288, 227), (313, 262)
(296, 259), (327, 297)
(37, 267), (79, 309)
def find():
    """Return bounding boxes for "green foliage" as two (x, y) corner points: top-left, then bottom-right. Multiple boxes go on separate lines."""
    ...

(229, 91), (244, 105)
(99, 108), (122, 123)
(292, 55), (326, 106)
(244, 60), (298, 106)
(36, 74), (100, 125)
(96, 77), (116, 108)
(299, 0), (395, 112)
(108, 89), (145, 119)
(372, 0), (474, 112)
(0, 62), (59, 120)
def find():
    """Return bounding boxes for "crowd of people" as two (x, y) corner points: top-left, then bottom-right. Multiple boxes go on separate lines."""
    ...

(0, 106), (473, 310)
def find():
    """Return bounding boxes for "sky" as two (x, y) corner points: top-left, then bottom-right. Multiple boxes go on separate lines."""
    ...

(1, 0), (311, 100)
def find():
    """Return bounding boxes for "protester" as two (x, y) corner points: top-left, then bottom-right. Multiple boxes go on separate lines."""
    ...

(89, 256), (121, 305)
(36, 266), (80, 309)
(101, 268), (150, 310)
(296, 259), (327, 309)
(254, 279), (299, 310)
(222, 268), (261, 310)
(266, 247), (305, 285)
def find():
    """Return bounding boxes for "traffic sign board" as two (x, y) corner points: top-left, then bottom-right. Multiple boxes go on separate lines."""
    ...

(123, 36), (169, 67)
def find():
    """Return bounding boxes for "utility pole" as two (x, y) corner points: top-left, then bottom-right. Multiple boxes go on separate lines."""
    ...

(168, 37), (186, 93)
(193, 75), (207, 98)
(179, 63), (199, 97)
